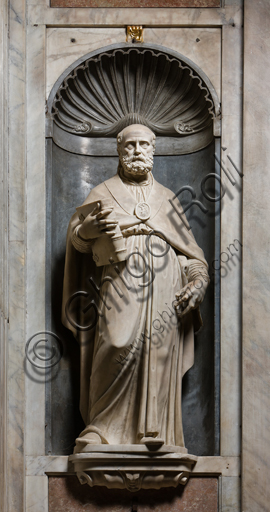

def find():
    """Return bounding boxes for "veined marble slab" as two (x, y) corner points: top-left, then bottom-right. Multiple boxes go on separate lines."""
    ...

(26, 455), (240, 477)
(46, 28), (125, 99)
(26, 476), (48, 512)
(218, 4), (242, 466)
(145, 28), (221, 101)
(28, 4), (242, 28)
(25, 24), (47, 458)
(242, 0), (270, 510)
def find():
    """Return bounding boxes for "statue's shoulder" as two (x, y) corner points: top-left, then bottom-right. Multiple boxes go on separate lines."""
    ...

(152, 177), (175, 200)
(82, 180), (111, 205)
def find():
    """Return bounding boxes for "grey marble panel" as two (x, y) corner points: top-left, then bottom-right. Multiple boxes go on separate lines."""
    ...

(26, 476), (48, 512)
(221, 476), (240, 512)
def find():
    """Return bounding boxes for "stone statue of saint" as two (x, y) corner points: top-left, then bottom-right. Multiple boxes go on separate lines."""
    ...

(62, 124), (209, 454)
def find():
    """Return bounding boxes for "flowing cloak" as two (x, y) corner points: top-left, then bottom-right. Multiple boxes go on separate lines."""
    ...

(62, 173), (208, 446)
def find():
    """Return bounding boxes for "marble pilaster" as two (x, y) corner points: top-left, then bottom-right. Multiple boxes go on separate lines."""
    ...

(8, 241), (25, 512)
(6, 0), (27, 510)
(0, 1), (9, 511)
(26, 476), (48, 512)
(25, 23), (46, 457)
(25, 455), (240, 477)
(242, 0), (270, 510)
(220, 14), (242, 459)
(221, 477), (240, 512)
(9, 0), (26, 242)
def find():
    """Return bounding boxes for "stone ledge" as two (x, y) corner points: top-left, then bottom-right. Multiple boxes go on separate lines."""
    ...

(26, 454), (240, 477)
(69, 446), (198, 490)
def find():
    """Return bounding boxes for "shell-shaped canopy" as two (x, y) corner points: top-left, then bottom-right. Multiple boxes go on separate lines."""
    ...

(51, 47), (215, 139)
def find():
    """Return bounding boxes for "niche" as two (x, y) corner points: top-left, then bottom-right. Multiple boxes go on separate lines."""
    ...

(45, 43), (220, 456)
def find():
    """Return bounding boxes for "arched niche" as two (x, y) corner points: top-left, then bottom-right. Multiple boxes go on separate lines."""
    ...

(45, 43), (220, 457)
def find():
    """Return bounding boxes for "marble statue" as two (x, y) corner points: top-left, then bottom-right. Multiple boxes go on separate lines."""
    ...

(62, 124), (209, 457)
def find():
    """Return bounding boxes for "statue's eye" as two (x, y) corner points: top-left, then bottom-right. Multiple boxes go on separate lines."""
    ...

(141, 142), (149, 148)
(126, 143), (134, 150)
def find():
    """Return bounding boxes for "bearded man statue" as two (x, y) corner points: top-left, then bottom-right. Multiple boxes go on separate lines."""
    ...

(62, 124), (209, 454)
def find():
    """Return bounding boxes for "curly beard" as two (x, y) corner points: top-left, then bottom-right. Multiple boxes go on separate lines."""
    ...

(120, 154), (154, 175)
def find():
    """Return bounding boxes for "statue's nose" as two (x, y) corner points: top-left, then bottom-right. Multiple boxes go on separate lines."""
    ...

(134, 142), (141, 154)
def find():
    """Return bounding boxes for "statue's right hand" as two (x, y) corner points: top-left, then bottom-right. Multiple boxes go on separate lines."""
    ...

(78, 203), (118, 240)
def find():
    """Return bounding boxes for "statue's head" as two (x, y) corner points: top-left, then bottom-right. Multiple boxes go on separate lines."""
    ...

(117, 124), (156, 178)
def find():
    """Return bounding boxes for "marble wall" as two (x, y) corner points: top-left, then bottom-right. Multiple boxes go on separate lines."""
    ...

(242, 0), (270, 510)
(0, 0), (8, 504)
(46, 27), (221, 101)
(50, 0), (220, 7)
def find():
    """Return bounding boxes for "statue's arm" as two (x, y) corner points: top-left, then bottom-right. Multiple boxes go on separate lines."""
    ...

(175, 255), (210, 317)
(71, 223), (96, 254)
(178, 256), (210, 285)
(71, 208), (118, 253)
(70, 185), (119, 253)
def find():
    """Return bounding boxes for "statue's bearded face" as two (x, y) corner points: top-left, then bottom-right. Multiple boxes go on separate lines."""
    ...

(119, 128), (155, 177)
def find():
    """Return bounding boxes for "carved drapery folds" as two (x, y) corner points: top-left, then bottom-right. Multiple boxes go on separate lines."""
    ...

(49, 45), (219, 154)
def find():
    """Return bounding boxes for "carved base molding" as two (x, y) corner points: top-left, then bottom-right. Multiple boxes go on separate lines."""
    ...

(69, 445), (197, 491)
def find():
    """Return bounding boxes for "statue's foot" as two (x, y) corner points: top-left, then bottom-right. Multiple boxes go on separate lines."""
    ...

(74, 432), (102, 453)
(140, 436), (164, 449)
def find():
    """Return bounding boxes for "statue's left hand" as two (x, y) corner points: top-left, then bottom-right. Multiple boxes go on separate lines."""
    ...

(78, 203), (119, 240)
(174, 279), (208, 317)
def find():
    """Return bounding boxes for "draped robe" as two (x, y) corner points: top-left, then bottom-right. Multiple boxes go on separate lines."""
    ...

(62, 171), (208, 447)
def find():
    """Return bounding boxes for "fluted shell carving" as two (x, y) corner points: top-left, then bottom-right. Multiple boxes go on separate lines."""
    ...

(51, 48), (215, 137)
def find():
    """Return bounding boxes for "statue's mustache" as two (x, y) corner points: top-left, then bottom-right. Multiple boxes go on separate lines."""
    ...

(125, 155), (148, 162)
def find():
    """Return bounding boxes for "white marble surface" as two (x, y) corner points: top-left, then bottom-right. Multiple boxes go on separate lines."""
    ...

(28, 4), (242, 29)
(8, 241), (25, 512)
(26, 476), (48, 512)
(242, 0), (270, 510)
(0, 315), (8, 512)
(26, 456), (70, 476)
(220, 18), (242, 462)
(46, 28), (125, 99)
(9, 0), (26, 242)
(7, 3), (27, 512)
(26, 455), (240, 477)
(0, 4), (9, 510)
(0, 0), (8, 316)
(25, 24), (47, 457)
(145, 28), (221, 101)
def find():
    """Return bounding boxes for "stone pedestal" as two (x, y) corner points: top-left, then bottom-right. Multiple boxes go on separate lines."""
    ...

(69, 446), (197, 491)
